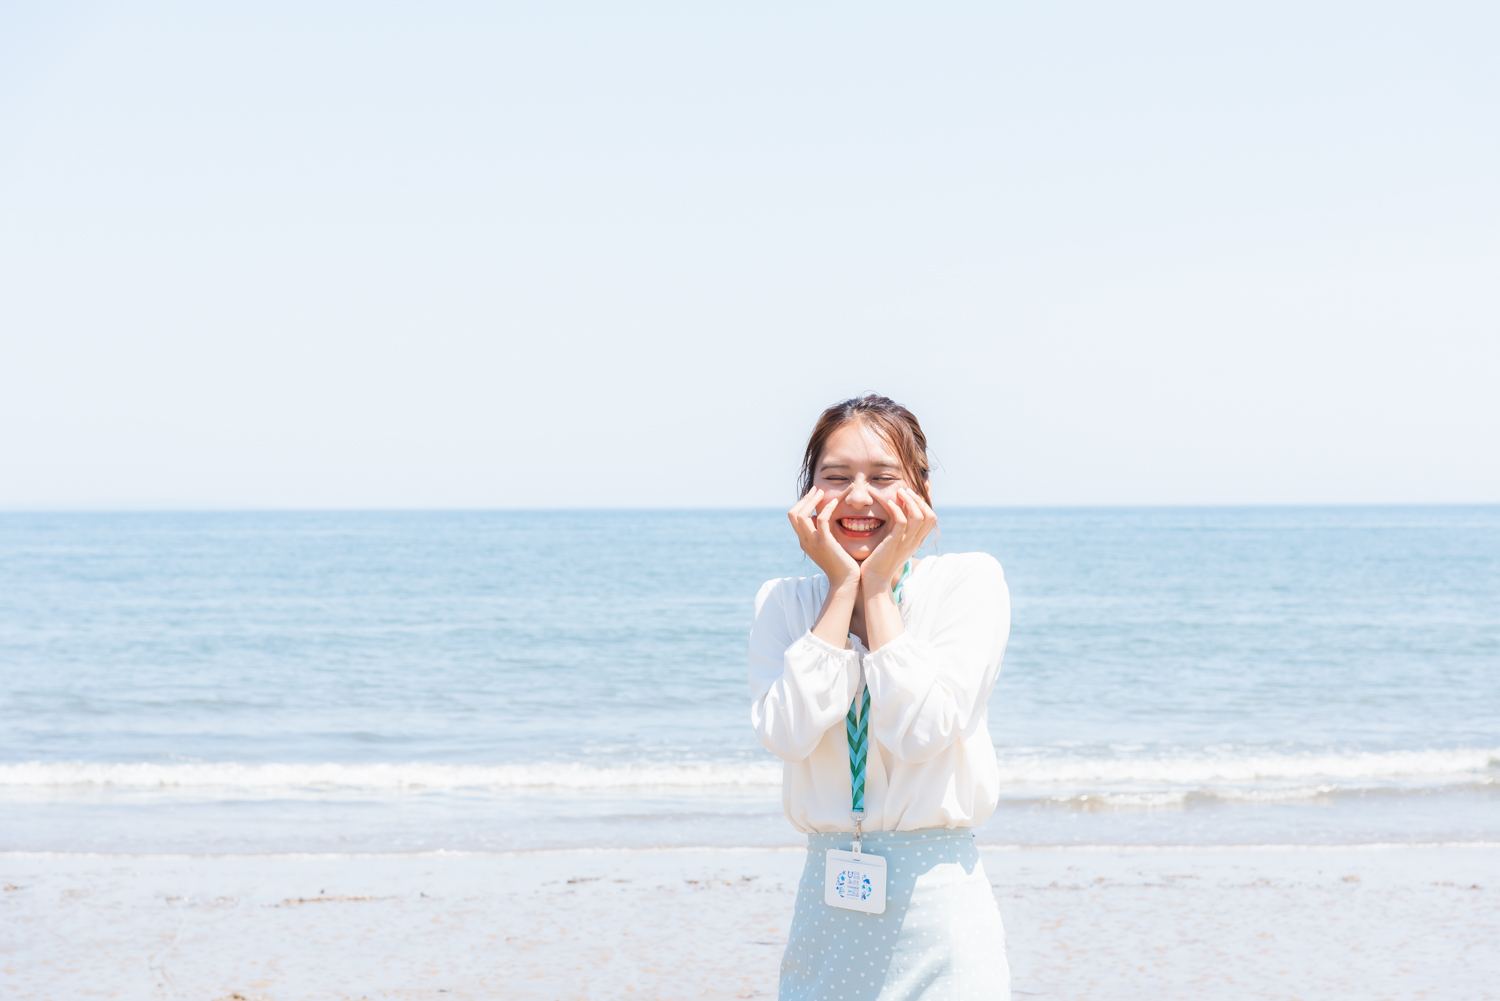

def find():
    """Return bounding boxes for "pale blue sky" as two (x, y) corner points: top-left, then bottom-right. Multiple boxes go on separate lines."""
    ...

(2, 2), (1496, 508)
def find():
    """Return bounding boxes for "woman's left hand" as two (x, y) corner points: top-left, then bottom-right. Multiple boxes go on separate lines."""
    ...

(860, 486), (937, 592)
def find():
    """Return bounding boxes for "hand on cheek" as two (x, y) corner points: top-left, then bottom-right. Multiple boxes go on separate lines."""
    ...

(864, 487), (935, 588)
(787, 486), (861, 590)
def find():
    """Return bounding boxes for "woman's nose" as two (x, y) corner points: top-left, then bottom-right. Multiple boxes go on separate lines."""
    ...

(846, 477), (873, 507)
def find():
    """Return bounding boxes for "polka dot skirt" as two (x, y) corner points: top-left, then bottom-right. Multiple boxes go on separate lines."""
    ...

(779, 828), (1010, 1001)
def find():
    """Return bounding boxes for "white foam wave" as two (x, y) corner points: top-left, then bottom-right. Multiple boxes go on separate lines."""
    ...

(0, 761), (783, 791)
(0, 747), (1493, 795)
(1046, 785), (1347, 809)
(995, 747), (1500, 786)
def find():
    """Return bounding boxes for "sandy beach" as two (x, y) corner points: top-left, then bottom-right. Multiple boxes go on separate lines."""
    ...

(5, 844), (1497, 1000)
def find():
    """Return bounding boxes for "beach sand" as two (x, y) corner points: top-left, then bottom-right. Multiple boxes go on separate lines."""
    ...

(3, 845), (1497, 1000)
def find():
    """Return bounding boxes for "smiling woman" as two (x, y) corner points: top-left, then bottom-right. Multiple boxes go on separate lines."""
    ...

(750, 395), (1013, 1000)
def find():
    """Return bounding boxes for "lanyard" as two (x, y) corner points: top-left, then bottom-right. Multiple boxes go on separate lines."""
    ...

(847, 558), (912, 851)
(846, 688), (871, 825)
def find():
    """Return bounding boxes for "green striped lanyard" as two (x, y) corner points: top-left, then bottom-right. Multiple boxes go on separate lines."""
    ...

(847, 559), (912, 851)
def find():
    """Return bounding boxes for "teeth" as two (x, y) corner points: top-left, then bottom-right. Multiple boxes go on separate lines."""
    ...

(841, 518), (882, 531)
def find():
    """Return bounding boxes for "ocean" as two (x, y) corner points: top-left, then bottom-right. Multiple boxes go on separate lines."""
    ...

(1, 507), (1496, 855)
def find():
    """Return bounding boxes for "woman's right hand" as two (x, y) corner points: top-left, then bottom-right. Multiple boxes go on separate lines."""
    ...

(788, 487), (860, 591)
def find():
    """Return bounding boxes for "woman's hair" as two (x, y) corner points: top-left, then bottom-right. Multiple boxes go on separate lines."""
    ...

(797, 395), (932, 506)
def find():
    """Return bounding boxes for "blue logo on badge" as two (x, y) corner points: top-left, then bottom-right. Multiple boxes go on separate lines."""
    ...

(836, 869), (872, 901)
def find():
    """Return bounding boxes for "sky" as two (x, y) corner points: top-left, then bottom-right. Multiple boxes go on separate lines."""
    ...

(1, 2), (1496, 509)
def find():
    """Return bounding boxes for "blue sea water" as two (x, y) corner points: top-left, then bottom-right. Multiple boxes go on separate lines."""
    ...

(0, 507), (1496, 854)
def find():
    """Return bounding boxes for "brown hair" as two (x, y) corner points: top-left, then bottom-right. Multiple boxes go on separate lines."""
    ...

(797, 395), (932, 506)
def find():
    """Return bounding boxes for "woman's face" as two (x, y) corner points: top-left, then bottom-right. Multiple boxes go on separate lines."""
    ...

(812, 420), (913, 563)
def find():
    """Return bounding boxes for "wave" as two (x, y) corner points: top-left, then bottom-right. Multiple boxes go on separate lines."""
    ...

(1030, 779), (1500, 809)
(1040, 785), (1348, 809)
(993, 747), (1500, 787)
(0, 746), (1493, 795)
(0, 760), (783, 791)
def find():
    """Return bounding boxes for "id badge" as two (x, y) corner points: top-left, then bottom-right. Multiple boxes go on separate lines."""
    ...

(824, 848), (887, 914)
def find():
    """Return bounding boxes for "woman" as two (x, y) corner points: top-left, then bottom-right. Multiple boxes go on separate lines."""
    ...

(749, 394), (1011, 1001)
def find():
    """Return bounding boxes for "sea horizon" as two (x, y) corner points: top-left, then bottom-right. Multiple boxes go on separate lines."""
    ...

(4, 501), (1499, 512)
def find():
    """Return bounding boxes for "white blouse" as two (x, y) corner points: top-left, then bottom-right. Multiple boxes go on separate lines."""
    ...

(748, 552), (1011, 834)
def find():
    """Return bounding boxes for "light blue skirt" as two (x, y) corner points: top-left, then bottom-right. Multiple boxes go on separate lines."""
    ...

(780, 828), (1009, 1001)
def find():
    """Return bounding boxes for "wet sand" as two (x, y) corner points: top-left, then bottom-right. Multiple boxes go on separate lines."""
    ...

(3, 845), (1497, 1000)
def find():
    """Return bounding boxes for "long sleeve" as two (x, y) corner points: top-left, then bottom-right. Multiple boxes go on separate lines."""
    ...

(748, 577), (860, 763)
(863, 553), (1010, 763)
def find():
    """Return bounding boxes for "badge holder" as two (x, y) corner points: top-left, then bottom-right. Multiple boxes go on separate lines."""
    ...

(824, 808), (887, 913)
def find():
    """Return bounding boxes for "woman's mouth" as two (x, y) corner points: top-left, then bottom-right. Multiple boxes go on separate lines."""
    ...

(838, 517), (885, 538)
